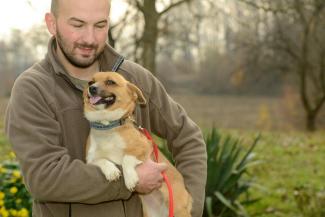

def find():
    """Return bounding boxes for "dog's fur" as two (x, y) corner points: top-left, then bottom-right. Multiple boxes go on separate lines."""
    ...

(83, 72), (192, 217)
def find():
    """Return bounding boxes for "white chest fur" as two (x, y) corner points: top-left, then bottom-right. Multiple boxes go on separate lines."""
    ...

(87, 129), (126, 165)
(86, 128), (142, 190)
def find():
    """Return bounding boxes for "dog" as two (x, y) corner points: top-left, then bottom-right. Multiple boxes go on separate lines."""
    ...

(83, 72), (192, 217)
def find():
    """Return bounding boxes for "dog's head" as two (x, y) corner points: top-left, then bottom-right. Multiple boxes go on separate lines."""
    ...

(83, 72), (146, 122)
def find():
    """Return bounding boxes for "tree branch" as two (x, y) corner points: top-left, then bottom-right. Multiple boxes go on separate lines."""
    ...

(159, 0), (192, 16)
(110, 7), (134, 39)
(273, 15), (300, 62)
(238, 0), (289, 14)
(130, 0), (145, 13)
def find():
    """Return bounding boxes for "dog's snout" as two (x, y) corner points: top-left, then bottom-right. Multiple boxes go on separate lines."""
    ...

(89, 86), (98, 95)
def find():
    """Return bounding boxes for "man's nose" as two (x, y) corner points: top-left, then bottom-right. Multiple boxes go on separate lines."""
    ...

(83, 27), (96, 44)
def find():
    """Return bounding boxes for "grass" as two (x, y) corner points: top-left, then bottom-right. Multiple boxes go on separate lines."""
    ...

(220, 129), (325, 217)
(0, 119), (12, 161)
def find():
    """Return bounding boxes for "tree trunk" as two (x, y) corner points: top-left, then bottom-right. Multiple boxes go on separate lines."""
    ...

(134, 0), (192, 74)
(306, 112), (317, 132)
(140, 0), (159, 74)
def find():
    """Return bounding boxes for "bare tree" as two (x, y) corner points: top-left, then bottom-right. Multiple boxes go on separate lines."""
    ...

(108, 6), (135, 48)
(118, 0), (194, 74)
(241, 0), (325, 131)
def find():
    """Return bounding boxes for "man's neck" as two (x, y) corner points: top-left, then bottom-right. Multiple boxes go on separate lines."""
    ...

(56, 45), (99, 81)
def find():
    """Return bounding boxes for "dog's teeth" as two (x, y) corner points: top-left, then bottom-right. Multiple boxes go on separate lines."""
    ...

(106, 96), (114, 100)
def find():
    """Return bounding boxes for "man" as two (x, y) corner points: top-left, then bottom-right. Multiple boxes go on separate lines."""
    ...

(5, 0), (207, 216)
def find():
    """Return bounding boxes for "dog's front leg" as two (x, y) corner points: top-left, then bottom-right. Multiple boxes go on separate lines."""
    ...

(122, 155), (142, 191)
(90, 159), (121, 181)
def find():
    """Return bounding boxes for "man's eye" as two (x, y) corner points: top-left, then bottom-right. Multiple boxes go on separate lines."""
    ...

(95, 24), (106, 29)
(72, 24), (83, 28)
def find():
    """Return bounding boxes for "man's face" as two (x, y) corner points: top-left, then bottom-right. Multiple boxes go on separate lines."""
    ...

(51, 0), (110, 68)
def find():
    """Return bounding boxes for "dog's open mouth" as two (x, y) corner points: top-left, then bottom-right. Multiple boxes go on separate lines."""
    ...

(88, 94), (116, 107)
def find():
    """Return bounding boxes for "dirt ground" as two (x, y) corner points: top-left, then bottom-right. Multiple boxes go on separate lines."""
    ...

(170, 94), (325, 131)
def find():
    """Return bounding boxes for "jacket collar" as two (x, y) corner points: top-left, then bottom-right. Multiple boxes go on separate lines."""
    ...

(45, 37), (124, 78)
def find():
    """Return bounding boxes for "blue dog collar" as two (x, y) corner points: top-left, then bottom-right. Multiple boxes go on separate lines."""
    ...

(90, 119), (125, 131)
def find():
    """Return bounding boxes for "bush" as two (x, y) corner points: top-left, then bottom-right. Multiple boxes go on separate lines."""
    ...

(158, 128), (260, 216)
(0, 153), (32, 217)
(203, 128), (260, 217)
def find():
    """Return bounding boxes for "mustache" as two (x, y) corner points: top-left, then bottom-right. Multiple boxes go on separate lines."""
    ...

(75, 43), (98, 50)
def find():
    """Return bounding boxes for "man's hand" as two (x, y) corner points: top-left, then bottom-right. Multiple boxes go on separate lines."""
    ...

(135, 159), (167, 194)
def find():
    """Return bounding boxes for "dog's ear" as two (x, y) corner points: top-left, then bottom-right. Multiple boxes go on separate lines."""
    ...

(127, 82), (146, 105)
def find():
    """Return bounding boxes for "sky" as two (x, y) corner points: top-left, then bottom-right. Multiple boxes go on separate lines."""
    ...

(0, 0), (127, 38)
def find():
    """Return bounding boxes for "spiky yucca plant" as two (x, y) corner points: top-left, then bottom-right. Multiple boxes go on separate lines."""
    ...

(204, 128), (260, 217)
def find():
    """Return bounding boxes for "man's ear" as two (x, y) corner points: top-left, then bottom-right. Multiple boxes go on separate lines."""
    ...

(45, 13), (57, 36)
(127, 83), (146, 105)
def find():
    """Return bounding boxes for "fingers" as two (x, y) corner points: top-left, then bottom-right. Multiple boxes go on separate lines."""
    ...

(134, 160), (168, 194)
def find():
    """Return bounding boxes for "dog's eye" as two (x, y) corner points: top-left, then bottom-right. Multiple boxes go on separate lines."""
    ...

(106, 80), (116, 85)
(88, 80), (95, 86)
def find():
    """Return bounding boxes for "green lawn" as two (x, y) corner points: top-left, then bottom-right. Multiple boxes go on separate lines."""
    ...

(1, 126), (325, 216)
(220, 129), (325, 217)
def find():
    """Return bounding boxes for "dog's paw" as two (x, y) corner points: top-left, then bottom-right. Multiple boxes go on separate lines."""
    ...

(91, 159), (121, 182)
(122, 155), (142, 191)
(124, 169), (139, 191)
(102, 164), (121, 181)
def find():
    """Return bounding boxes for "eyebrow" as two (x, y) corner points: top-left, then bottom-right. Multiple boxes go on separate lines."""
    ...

(68, 17), (85, 23)
(68, 17), (108, 25)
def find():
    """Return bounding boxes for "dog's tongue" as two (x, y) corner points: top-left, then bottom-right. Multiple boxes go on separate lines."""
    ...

(89, 96), (102, 105)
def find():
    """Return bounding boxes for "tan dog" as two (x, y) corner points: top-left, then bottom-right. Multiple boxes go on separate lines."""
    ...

(83, 72), (192, 217)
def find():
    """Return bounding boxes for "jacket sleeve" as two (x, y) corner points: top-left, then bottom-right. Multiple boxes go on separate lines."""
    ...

(134, 67), (207, 217)
(5, 72), (132, 204)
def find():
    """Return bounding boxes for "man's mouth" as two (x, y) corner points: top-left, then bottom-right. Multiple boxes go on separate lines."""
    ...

(76, 44), (97, 56)
(78, 48), (95, 56)
(88, 94), (116, 107)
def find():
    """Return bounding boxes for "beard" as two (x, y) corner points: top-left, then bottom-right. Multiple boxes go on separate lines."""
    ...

(56, 30), (105, 68)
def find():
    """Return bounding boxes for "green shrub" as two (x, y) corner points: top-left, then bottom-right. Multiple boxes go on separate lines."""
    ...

(203, 128), (260, 217)
(294, 185), (325, 217)
(0, 153), (32, 217)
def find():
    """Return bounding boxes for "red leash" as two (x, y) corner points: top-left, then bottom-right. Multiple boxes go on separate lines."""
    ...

(139, 127), (174, 217)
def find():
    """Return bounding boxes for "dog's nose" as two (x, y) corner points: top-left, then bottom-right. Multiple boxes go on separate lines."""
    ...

(89, 86), (98, 95)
